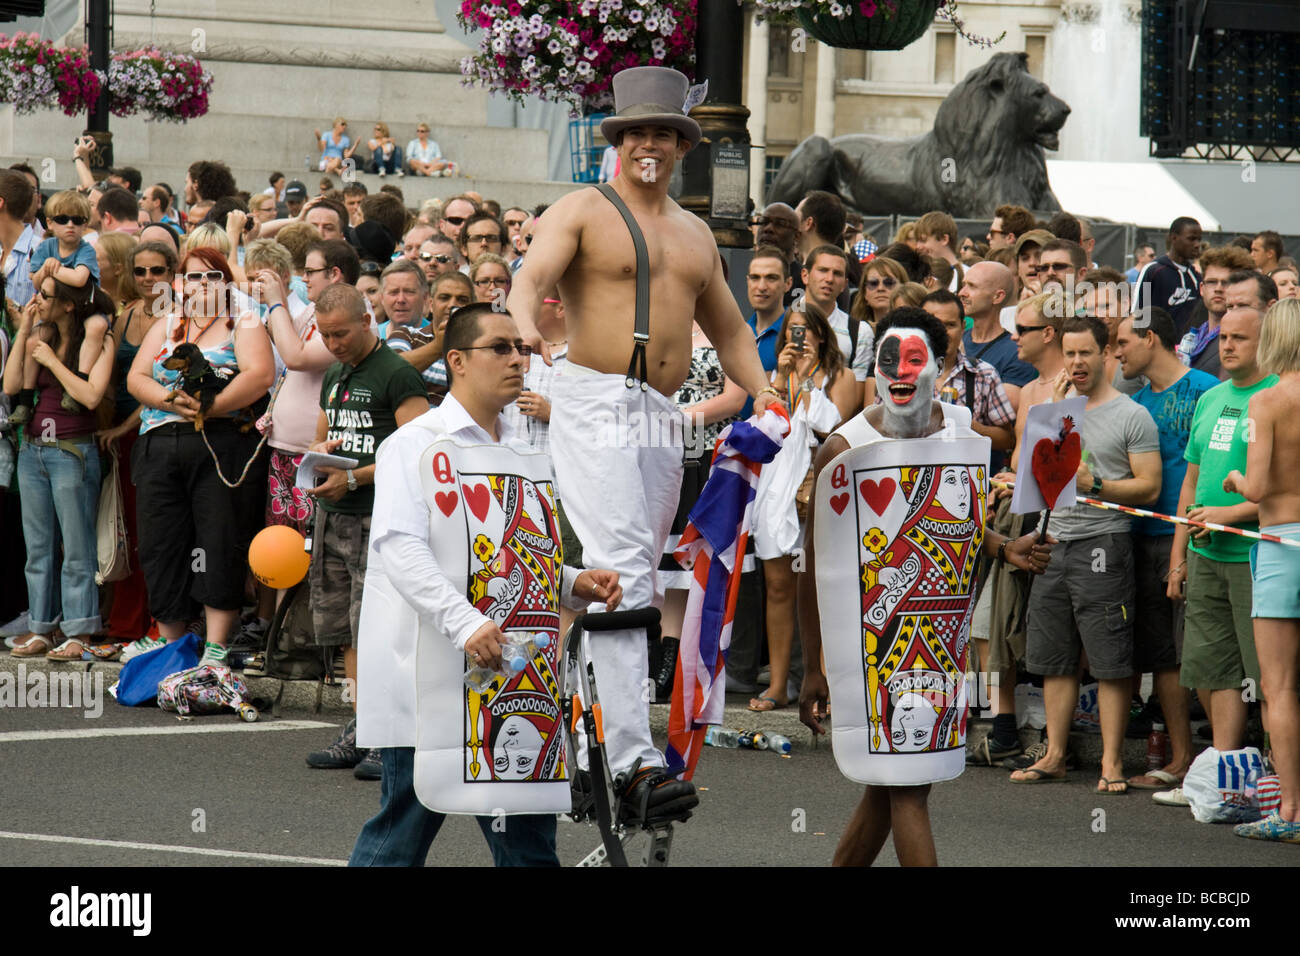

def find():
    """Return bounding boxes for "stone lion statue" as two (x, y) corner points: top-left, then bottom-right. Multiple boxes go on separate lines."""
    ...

(768, 52), (1071, 218)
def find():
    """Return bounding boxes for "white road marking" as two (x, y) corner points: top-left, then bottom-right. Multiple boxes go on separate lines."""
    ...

(0, 719), (336, 743)
(0, 830), (347, 866)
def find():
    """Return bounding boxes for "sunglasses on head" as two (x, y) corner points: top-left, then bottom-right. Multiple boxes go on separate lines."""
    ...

(50, 215), (88, 226)
(420, 253), (453, 264)
(133, 265), (170, 278)
(184, 270), (225, 282)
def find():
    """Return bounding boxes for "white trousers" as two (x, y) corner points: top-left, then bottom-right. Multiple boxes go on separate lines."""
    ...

(551, 364), (684, 773)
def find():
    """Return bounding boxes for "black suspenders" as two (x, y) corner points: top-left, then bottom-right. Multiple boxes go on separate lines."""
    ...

(595, 183), (650, 391)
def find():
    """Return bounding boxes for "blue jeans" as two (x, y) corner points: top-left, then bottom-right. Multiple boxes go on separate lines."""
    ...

(349, 747), (560, 867)
(369, 145), (403, 175)
(18, 440), (101, 636)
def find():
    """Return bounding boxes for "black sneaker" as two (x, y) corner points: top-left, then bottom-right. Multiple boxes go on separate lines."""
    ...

(306, 718), (366, 769)
(615, 761), (698, 826)
(353, 747), (382, 780)
(967, 734), (1023, 766)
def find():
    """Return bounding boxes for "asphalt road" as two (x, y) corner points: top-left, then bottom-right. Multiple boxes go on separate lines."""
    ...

(0, 689), (1289, 869)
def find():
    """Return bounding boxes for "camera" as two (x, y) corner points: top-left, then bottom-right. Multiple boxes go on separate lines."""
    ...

(791, 325), (806, 351)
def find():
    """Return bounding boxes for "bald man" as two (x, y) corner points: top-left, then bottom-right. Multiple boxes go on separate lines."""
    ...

(959, 262), (1035, 414)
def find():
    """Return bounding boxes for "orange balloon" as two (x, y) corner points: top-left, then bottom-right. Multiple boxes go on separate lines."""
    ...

(248, 525), (310, 589)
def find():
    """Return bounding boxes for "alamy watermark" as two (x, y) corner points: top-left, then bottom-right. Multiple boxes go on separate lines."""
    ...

(0, 664), (104, 718)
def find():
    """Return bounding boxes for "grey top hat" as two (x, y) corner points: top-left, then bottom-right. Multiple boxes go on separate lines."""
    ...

(600, 66), (702, 150)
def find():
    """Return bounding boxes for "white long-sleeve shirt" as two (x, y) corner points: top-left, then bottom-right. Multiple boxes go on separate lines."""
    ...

(355, 392), (584, 749)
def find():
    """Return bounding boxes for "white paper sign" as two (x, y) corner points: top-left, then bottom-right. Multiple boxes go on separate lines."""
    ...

(1009, 397), (1086, 515)
(295, 451), (360, 492)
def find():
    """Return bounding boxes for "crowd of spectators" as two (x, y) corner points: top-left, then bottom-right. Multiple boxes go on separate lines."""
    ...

(0, 143), (1297, 840)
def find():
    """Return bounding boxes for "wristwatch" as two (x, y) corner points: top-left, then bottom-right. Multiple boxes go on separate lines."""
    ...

(1090, 476), (1103, 496)
(346, 469), (357, 492)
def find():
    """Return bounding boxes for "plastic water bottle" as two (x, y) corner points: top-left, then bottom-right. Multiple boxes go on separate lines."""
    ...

(1176, 332), (1195, 367)
(738, 730), (769, 750)
(527, 632), (551, 654)
(704, 726), (740, 749)
(464, 664), (499, 694)
(1146, 722), (1168, 772)
(500, 641), (529, 679)
(766, 733), (792, 755)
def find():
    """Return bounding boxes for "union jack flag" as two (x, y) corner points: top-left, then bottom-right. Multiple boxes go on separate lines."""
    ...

(666, 407), (789, 780)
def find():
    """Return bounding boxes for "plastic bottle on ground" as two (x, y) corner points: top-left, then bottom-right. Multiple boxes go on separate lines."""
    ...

(704, 726), (740, 749)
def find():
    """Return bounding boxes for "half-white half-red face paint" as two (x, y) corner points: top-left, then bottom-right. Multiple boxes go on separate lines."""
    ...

(875, 327), (939, 408)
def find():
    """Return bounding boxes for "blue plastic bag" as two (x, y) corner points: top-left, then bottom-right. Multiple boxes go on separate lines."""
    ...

(114, 633), (202, 706)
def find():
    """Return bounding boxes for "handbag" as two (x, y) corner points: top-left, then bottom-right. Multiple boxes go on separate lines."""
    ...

(795, 465), (815, 520)
(95, 446), (130, 585)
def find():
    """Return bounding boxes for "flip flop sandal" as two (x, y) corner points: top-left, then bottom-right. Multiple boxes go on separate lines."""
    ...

(1097, 777), (1129, 796)
(1128, 769), (1183, 790)
(747, 696), (786, 713)
(10, 633), (54, 657)
(1009, 767), (1068, 784)
(47, 639), (90, 662)
(85, 643), (123, 661)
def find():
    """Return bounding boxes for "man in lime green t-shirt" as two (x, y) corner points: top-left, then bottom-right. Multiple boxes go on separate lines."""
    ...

(1168, 306), (1277, 770)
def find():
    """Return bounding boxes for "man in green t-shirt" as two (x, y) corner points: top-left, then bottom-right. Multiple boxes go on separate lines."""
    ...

(1166, 305), (1277, 798)
(305, 284), (429, 774)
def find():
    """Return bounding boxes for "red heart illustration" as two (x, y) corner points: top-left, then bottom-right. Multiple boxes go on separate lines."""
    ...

(464, 483), (491, 522)
(830, 492), (849, 515)
(859, 477), (896, 515)
(1031, 427), (1082, 510)
(434, 491), (458, 517)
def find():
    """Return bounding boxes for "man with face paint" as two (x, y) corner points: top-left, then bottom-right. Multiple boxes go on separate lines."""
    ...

(798, 307), (1053, 866)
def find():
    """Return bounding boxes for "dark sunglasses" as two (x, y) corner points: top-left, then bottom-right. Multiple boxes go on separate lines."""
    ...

(466, 233), (501, 244)
(133, 265), (170, 278)
(50, 215), (88, 226)
(863, 277), (898, 290)
(1035, 263), (1073, 275)
(458, 341), (533, 358)
(1015, 323), (1049, 337)
(443, 216), (467, 226)
(420, 253), (454, 264)
(359, 260), (383, 275)
(184, 270), (225, 282)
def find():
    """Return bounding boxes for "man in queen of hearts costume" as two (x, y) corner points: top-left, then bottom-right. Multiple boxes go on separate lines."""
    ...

(798, 307), (1053, 867)
(347, 303), (622, 867)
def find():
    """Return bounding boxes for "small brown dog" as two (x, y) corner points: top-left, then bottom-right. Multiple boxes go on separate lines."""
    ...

(163, 343), (233, 431)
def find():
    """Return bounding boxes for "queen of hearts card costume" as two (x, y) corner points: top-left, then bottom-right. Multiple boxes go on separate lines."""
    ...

(814, 404), (990, 786)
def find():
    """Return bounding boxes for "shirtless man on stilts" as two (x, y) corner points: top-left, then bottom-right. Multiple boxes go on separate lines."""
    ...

(507, 67), (780, 824)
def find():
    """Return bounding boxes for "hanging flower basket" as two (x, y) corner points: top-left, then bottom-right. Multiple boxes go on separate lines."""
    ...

(0, 32), (102, 115)
(797, 1), (940, 51)
(457, 1), (698, 115)
(109, 47), (213, 122)
(751, 1), (1004, 51)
